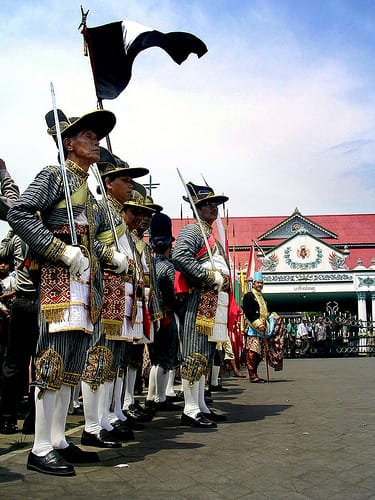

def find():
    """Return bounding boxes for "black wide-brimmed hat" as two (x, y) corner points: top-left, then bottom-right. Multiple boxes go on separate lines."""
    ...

(113, 153), (149, 179)
(123, 182), (156, 214)
(150, 212), (175, 247)
(144, 195), (163, 213)
(183, 182), (228, 207)
(45, 109), (116, 141)
(97, 147), (149, 179)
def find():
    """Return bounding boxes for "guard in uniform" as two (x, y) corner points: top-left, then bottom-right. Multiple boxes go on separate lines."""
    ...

(0, 158), (20, 220)
(80, 148), (148, 447)
(144, 212), (181, 411)
(121, 188), (163, 421)
(173, 182), (235, 428)
(242, 271), (284, 382)
(7, 108), (127, 476)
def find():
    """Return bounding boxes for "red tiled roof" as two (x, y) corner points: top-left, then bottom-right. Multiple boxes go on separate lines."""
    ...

(171, 213), (375, 270)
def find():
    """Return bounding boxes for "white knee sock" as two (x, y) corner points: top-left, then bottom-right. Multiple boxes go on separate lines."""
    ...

(32, 387), (57, 456)
(182, 378), (200, 418)
(51, 384), (71, 449)
(155, 366), (168, 403)
(105, 380), (117, 424)
(211, 365), (220, 386)
(73, 381), (81, 408)
(198, 375), (210, 414)
(81, 380), (102, 434)
(114, 375), (126, 421)
(146, 365), (157, 402)
(98, 382), (113, 432)
(122, 367), (136, 410)
(166, 369), (176, 397)
(109, 375), (126, 423)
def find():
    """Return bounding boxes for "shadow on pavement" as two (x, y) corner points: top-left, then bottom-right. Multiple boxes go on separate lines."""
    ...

(0, 466), (25, 483)
(212, 401), (292, 423)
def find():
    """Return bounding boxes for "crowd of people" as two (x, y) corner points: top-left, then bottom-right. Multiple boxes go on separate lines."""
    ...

(0, 107), (284, 477)
(285, 316), (332, 357)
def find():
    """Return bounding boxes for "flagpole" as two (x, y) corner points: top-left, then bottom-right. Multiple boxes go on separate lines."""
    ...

(97, 100), (113, 152)
(80, 6), (113, 153)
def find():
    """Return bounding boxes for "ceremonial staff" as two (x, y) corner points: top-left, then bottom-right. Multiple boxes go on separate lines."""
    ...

(176, 167), (216, 271)
(263, 330), (270, 383)
(90, 163), (120, 252)
(50, 82), (78, 246)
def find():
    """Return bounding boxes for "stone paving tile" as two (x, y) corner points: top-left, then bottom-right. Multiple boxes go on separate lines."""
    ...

(0, 358), (375, 499)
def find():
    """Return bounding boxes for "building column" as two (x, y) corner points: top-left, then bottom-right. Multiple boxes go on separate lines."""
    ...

(371, 292), (375, 329)
(357, 291), (367, 335)
(357, 291), (367, 325)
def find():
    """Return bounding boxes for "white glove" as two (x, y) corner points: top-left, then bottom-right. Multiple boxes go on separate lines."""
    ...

(111, 251), (128, 274)
(60, 245), (86, 276)
(212, 270), (224, 291)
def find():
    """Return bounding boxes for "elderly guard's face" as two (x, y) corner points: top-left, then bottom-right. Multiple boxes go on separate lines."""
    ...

(63, 128), (100, 168)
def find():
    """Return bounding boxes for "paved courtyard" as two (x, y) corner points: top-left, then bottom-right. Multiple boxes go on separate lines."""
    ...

(0, 357), (374, 499)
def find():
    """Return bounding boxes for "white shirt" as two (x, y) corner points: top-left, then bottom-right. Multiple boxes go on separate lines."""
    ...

(297, 322), (309, 338)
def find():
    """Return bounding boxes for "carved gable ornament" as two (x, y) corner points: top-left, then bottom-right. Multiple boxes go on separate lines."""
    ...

(260, 233), (348, 272)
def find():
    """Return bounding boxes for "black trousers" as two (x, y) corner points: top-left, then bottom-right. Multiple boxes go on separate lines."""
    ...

(0, 296), (39, 422)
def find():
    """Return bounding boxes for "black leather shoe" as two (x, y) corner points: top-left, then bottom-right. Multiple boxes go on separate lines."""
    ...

(27, 450), (75, 476)
(125, 404), (153, 422)
(202, 410), (227, 422)
(154, 400), (181, 412)
(166, 391), (184, 402)
(81, 429), (122, 448)
(144, 399), (156, 410)
(112, 418), (144, 431)
(134, 400), (156, 418)
(209, 384), (228, 392)
(180, 412), (217, 428)
(57, 443), (99, 463)
(110, 426), (135, 442)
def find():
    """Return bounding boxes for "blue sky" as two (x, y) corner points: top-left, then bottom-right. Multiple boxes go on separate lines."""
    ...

(0, 0), (374, 225)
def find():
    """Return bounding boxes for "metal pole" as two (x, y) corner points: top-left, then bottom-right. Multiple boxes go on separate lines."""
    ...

(90, 163), (120, 252)
(50, 82), (78, 246)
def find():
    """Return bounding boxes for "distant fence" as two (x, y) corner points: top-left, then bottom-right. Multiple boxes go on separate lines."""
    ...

(284, 335), (375, 358)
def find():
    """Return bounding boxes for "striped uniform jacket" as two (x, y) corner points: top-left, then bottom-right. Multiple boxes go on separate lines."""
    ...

(0, 168), (20, 220)
(131, 233), (163, 327)
(7, 161), (113, 324)
(172, 221), (222, 360)
(153, 254), (176, 312)
(96, 195), (136, 339)
(153, 253), (180, 367)
(96, 194), (136, 263)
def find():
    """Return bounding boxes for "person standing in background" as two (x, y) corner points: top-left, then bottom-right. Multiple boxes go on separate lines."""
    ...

(0, 158), (20, 220)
